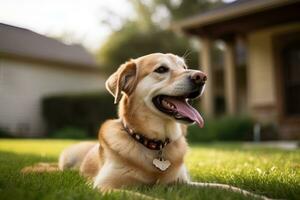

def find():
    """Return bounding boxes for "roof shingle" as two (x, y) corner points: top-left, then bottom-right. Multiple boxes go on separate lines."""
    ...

(0, 23), (98, 69)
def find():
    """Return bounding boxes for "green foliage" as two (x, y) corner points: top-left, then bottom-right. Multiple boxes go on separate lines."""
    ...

(42, 92), (117, 138)
(187, 116), (254, 142)
(153, 0), (224, 20)
(51, 126), (88, 139)
(0, 128), (13, 138)
(97, 0), (225, 74)
(97, 0), (226, 73)
(98, 23), (198, 74)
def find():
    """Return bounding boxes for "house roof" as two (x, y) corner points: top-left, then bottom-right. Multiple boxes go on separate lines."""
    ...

(0, 23), (99, 69)
(173, 0), (300, 38)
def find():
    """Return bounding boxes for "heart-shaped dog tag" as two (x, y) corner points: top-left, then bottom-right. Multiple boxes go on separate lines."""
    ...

(153, 158), (171, 171)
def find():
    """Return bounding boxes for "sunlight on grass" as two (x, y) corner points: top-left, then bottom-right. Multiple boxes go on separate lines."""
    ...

(0, 139), (82, 157)
(185, 145), (300, 198)
(0, 139), (299, 200)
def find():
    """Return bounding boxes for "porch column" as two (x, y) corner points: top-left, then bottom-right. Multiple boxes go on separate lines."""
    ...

(224, 40), (237, 114)
(199, 37), (214, 117)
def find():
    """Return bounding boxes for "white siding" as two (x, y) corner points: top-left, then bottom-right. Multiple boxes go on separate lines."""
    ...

(0, 59), (105, 137)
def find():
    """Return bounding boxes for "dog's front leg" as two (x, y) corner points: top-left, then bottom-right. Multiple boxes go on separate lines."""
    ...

(175, 165), (190, 183)
(187, 181), (273, 200)
(93, 162), (164, 200)
(94, 176), (163, 200)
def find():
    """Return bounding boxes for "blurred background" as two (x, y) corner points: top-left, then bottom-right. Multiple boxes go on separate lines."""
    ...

(0, 0), (299, 142)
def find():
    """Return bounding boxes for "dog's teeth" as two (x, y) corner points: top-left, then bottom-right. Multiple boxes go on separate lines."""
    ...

(162, 99), (176, 110)
(169, 104), (175, 109)
(175, 113), (181, 118)
(162, 100), (169, 108)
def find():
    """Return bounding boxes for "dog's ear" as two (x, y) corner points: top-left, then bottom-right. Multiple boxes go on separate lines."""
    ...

(105, 60), (138, 104)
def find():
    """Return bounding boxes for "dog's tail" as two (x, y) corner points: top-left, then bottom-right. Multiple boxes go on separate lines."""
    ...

(21, 162), (60, 173)
(21, 142), (97, 174)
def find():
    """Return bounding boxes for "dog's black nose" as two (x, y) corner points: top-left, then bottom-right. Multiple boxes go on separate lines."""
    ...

(190, 71), (207, 85)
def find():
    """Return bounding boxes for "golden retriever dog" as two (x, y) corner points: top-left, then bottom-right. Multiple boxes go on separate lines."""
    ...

(60, 53), (205, 187)
(23, 53), (271, 200)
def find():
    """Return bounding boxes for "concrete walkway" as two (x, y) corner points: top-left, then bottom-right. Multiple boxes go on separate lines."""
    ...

(243, 141), (299, 150)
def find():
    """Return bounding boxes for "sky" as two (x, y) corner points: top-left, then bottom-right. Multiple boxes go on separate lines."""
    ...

(0, 0), (134, 51)
(0, 0), (235, 52)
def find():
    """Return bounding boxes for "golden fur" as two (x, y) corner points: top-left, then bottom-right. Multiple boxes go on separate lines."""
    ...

(59, 53), (192, 190)
(24, 53), (271, 200)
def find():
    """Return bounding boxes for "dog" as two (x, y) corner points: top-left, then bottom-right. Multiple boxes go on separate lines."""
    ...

(59, 53), (205, 188)
(23, 53), (271, 200)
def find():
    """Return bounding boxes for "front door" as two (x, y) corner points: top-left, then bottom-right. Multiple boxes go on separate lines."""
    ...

(281, 40), (300, 117)
(274, 31), (300, 139)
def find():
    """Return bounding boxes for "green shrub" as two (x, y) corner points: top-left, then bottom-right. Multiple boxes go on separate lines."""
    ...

(187, 116), (254, 142)
(51, 126), (87, 139)
(42, 92), (117, 138)
(0, 128), (13, 138)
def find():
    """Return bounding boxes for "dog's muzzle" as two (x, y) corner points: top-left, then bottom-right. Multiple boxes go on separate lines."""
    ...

(152, 71), (207, 128)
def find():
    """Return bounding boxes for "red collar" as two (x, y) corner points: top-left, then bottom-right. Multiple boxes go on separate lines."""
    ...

(122, 121), (170, 150)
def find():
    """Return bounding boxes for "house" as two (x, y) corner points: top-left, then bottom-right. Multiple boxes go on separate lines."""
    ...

(174, 0), (300, 139)
(0, 23), (105, 137)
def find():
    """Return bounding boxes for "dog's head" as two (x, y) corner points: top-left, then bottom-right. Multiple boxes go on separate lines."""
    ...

(106, 53), (206, 128)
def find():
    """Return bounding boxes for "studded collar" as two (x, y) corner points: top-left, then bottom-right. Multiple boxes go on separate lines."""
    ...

(122, 121), (170, 151)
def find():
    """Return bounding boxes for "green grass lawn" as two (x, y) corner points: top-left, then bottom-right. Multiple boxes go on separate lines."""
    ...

(0, 139), (299, 200)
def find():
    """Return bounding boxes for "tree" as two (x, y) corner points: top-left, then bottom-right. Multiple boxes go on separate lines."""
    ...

(98, 23), (194, 74)
(97, 0), (224, 74)
(153, 0), (223, 21)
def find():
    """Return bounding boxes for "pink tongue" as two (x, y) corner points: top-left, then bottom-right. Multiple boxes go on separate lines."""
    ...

(164, 97), (204, 128)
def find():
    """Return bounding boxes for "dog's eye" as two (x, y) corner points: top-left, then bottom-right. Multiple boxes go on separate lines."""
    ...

(154, 66), (169, 73)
